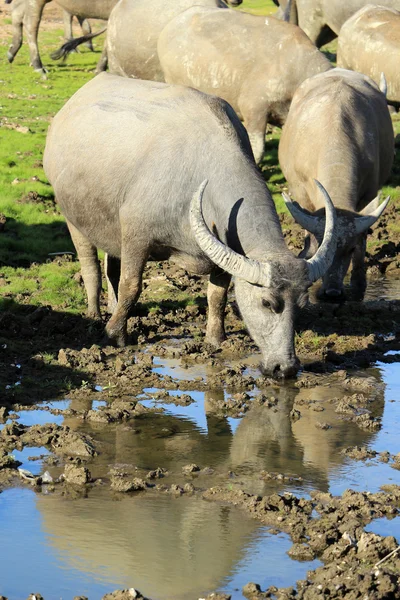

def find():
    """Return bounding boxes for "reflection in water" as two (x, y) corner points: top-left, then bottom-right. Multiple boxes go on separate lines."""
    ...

(0, 488), (320, 600)
(1, 354), (399, 599)
(364, 277), (400, 302)
(309, 275), (400, 302)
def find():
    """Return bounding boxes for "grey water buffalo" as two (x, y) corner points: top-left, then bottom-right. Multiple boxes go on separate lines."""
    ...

(7, 0), (94, 65)
(106, 0), (240, 83)
(156, 7), (331, 162)
(274, 0), (400, 47)
(51, 0), (242, 73)
(279, 68), (393, 300)
(43, 73), (338, 378)
(10, 0), (118, 75)
(337, 5), (400, 108)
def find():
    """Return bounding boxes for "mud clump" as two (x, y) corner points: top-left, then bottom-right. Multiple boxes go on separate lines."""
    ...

(63, 464), (91, 485)
(109, 468), (147, 493)
(287, 542), (315, 561)
(102, 590), (151, 600)
(0, 422), (96, 458)
(342, 446), (378, 460)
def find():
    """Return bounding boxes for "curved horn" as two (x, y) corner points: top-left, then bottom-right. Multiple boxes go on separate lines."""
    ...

(282, 192), (322, 234)
(190, 180), (271, 286)
(306, 180), (338, 283)
(355, 195), (390, 235)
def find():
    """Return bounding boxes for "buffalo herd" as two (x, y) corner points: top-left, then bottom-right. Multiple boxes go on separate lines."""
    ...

(6, 0), (400, 377)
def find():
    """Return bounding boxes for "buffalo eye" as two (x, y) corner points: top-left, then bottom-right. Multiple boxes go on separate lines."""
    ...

(262, 298), (272, 311)
(262, 297), (284, 313)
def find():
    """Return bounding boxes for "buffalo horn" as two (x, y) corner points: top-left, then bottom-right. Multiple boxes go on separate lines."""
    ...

(355, 195), (390, 235)
(190, 180), (272, 286)
(306, 180), (337, 283)
(282, 193), (321, 234)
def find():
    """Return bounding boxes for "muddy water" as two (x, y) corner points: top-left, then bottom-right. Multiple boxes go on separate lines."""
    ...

(0, 355), (399, 599)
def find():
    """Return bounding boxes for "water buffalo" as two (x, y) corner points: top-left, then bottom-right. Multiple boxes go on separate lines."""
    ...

(337, 5), (400, 108)
(47, 0), (242, 75)
(274, 0), (400, 47)
(279, 68), (393, 301)
(7, 0), (94, 65)
(9, 0), (118, 76)
(43, 73), (337, 378)
(105, 0), (239, 82)
(155, 6), (331, 162)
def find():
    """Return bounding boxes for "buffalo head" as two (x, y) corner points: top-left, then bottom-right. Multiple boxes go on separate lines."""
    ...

(285, 193), (390, 301)
(191, 180), (337, 379)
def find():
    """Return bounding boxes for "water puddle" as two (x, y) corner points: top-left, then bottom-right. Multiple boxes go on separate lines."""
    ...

(0, 488), (319, 600)
(1, 346), (399, 598)
(11, 446), (50, 474)
(16, 409), (64, 427)
(365, 515), (400, 540)
(364, 277), (400, 301)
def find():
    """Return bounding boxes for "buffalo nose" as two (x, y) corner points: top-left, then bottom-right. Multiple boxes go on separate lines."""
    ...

(262, 358), (300, 380)
(325, 288), (342, 297)
(323, 287), (346, 301)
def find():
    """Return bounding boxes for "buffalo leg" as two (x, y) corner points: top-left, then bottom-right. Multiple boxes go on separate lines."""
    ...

(78, 17), (94, 51)
(104, 253), (120, 315)
(350, 235), (367, 300)
(62, 9), (73, 41)
(66, 219), (102, 319)
(242, 109), (268, 164)
(95, 39), (108, 74)
(25, 0), (49, 75)
(206, 269), (231, 346)
(105, 222), (149, 346)
(8, 0), (24, 63)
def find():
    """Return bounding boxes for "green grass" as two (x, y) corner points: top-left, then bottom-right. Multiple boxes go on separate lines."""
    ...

(0, 10), (399, 318)
(239, 0), (277, 15)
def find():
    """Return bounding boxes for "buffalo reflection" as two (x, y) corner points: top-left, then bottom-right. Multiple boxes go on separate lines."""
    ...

(35, 367), (384, 598)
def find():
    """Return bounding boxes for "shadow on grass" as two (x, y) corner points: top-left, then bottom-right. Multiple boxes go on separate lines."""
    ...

(0, 300), (103, 406)
(0, 216), (73, 268)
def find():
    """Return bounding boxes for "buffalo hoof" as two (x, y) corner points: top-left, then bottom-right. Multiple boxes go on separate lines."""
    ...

(205, 332), (226, 347)
(34, 67), (48, 80)
(105, 323), (128, 348)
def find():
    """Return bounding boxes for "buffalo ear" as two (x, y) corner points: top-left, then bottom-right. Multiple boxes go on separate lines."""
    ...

(355, 195), (390, 235)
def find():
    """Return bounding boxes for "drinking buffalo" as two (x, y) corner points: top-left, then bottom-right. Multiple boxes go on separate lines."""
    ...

(274, 0), (400, 47)
(337, 5), (400, 108)
(279, 69), (393, 300)
(43, 74), (337, 378)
